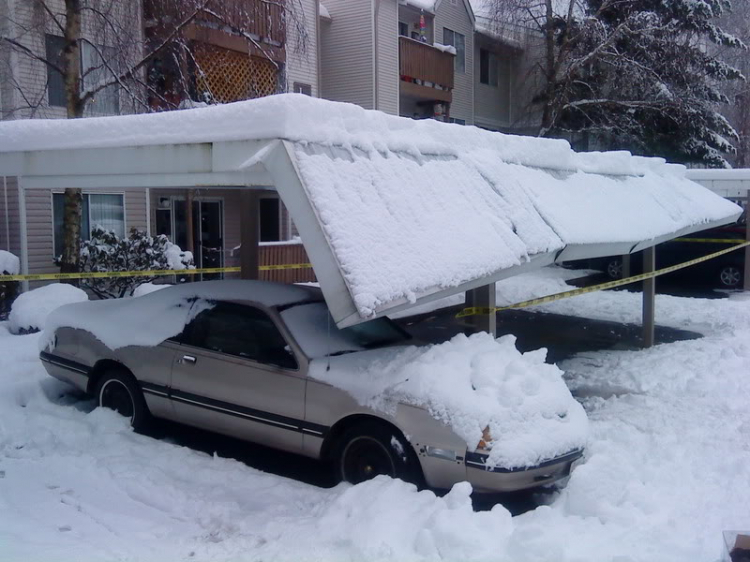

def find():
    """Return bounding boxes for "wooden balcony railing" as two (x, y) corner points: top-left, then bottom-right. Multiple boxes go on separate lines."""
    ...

(146, 0), (285, 46)
(399, 36), (455, 91)
(259, 242), (317, 284)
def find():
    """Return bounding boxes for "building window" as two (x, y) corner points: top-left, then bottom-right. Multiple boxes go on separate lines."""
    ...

(260, 197), (281, 242)
(53, 193), (125, 257)
(443, 28), (465, 74)
(449, 117), (466, 125)
(45, 35), (120, 114)
(81, 42), (120, 115)
(399, 21), (409, 37)
(45, 35), (67, 107)
(479, 49), (499, 86)
(293, 82), (312, 96)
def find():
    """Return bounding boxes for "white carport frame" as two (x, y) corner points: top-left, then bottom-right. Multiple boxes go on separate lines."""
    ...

(0, 136), (741, 340)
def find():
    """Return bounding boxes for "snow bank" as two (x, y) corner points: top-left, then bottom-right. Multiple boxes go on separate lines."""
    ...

(3, 271), (750, 561)
(0, 250), (19, 275)
(312, 332), (588, 468)
(8, 284), (88, 334)
(42, 280), (317, 351)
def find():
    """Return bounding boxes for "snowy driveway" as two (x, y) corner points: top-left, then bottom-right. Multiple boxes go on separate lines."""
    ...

(2, 270), (750, 561)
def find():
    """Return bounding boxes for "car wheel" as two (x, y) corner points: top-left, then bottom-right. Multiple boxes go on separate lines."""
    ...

(335, 422), (423, 487)
(95, 368), (151, 433)
(606, 259), (623, 280)
(717, 265), (743, 289)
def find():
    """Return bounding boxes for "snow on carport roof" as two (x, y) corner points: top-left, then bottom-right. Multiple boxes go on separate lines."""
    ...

(0, 94), (741, 326)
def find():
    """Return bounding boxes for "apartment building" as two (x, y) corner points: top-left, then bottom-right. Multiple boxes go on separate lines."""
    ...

(1, 0), (538, 283)
(0, 0), (317, 284)
(319, 0), (538, 132)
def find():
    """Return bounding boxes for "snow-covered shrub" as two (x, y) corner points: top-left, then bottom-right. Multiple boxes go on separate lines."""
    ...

(9, 284), (88, 334)
(79, 227), (193, 299)
(0, 250), (20, 320)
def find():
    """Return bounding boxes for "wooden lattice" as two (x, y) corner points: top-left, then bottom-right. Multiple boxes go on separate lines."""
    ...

(194, 43), (279, 103)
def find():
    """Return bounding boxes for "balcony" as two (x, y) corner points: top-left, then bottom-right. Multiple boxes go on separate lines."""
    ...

(399, 36), (454, 103)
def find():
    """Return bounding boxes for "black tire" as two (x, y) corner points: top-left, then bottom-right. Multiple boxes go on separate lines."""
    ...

(606, 258), (623, 280)
(334, 422), (423, 487)
(717, 264), (743, 289)
(95, 368), (151, 433)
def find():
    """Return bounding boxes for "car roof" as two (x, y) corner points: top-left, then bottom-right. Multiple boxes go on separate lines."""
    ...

(152, 279), (323, 308)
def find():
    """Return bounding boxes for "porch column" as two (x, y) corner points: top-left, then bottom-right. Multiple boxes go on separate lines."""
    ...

(642, 246), (656, 348)
(240, 190), (260, 280)
(466, 283), (497, 336)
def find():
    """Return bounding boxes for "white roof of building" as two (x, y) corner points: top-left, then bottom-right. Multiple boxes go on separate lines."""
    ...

(0, 94), (741, 326)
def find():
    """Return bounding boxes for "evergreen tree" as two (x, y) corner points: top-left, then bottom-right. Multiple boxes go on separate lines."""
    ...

(555, 0), (746, 166)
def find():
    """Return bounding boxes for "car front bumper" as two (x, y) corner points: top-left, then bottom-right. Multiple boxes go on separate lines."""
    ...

(464, 449), (584, 493)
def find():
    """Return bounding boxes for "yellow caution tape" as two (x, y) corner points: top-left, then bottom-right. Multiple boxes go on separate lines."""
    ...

(673, 238), (746, 244)
(0, 263), (313, 282)
(457, 241), (750, 318)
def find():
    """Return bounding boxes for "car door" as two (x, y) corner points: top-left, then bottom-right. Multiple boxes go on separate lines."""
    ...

(170, 300), (306, 454)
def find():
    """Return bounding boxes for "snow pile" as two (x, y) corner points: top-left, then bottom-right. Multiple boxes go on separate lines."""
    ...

(8, 284), (88, 334)
(42, 280), (318, 351)
(0, 250), (19, 275)
(2, 271), (750, 561)
(432, 42), (456, 55)
(312, 332), (588, 468)
(131, 282), (170, 297)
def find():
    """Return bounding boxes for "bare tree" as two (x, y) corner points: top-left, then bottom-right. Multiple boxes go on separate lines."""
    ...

(0, 0), (305, 276)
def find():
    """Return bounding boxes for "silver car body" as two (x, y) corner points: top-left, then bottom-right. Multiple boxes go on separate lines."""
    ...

(40, 281), (582, 493)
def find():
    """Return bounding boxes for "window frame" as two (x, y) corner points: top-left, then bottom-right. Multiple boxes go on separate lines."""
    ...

(293, 82), (312, 96)
(52, 191), (126, 258)
(479, 48), (499, 87)
(80, 41), (121, 115)
(442, 28), (466, 74)
(45, 34), (121, 115)
(181, 301), (301, 371)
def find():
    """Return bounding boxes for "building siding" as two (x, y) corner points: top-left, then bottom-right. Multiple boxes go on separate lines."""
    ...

(376, 0), (399, 115)
(286, 0), (320, 96)
(320, 0), (374, 109)
(473, 35), (513, 131)
(434, 0), (474, 124)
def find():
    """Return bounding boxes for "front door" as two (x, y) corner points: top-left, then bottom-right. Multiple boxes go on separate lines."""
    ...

(169, 301), (306, 453)
(173, 198), (224, 279)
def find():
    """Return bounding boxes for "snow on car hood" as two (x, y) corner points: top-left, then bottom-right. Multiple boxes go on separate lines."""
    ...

(309, 332), (588, 469)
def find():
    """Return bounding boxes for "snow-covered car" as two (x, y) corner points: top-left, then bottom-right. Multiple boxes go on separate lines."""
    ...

(39, 280), (585, 493)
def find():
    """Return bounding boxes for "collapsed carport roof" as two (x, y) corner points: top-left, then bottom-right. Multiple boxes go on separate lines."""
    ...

(0, 94), (741, 327)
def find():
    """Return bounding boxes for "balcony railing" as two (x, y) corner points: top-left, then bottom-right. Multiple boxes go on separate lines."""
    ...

(399, 36), (455, 92)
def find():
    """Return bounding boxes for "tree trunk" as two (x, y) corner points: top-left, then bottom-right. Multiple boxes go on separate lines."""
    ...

(59, 0), (84, 282)
(538, 0), (557, 136)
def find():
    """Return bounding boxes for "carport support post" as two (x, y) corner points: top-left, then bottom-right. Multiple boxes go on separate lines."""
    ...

(621, 254), (631, 279)
(642, 246), (656, 348)
(466, 284), (497, 337)
(240, 190), (260, 280)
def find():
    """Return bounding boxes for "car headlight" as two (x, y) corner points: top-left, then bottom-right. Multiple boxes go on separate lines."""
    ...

(476, 426), (493, 451)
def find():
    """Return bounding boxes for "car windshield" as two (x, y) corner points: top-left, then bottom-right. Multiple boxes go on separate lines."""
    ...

(280, 302), (410, 358)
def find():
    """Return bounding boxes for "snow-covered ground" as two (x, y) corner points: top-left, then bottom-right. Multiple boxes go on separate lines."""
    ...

(2, 267), (749, 561)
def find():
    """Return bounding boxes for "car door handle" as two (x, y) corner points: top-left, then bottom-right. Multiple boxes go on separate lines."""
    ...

(180, 355), (197, 365)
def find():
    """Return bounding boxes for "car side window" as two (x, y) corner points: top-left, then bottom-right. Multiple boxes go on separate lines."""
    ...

(184, 302), (298, 370)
